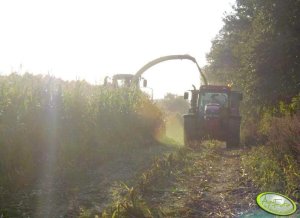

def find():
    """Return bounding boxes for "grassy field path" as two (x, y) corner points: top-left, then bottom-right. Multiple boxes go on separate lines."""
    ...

(141, 142), (259, 217)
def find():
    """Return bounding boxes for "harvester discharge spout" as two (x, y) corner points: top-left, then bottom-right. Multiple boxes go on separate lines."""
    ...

(132, 54), (208, 87)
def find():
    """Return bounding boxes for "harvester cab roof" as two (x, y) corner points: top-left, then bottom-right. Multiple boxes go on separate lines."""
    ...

(103, 74), (147, 89)
(112, 74), (135, 88)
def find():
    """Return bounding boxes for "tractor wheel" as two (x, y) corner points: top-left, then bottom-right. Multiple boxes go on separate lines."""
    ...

(183, 114), (197, 147)
(226, 117), (241, 149)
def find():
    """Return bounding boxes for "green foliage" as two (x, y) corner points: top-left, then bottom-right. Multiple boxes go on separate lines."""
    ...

(242, 145), (300, 200)
(242, 91), (300, 200)
(241, 93), (300, 145)
(242, 111), (300, 200)
(278, 93), (300, 116)
(205, 0), (300, 111)
(242, 146), (285, 192)
(0, 73), (164, 191)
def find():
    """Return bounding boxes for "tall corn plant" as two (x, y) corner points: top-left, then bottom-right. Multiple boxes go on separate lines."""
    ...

(0, 73), (164, 190)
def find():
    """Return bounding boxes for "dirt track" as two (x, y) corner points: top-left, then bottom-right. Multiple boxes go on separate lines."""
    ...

(143, 142), (259, 217)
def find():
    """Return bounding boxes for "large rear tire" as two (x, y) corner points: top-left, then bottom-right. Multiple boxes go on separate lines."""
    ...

(226, 117), (241, 149)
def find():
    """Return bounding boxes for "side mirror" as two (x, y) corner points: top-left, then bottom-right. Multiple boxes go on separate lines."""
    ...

(184, 92), (189, 99)
(143, 79), (147, 87)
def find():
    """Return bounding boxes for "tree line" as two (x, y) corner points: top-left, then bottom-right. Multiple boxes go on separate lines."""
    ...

(205, 0), (300, 114)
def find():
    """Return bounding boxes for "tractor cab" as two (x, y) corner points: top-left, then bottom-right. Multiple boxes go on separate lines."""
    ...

(112, 74), (135, 88)
(184, 85), (242, 117)
(198, 85), (230, 119)
(104, 74), (147, 89)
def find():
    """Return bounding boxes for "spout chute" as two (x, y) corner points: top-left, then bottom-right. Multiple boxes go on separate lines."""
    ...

(132, 54), (208, 86)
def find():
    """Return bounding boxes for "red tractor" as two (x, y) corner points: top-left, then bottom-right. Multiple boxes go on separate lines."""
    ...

(183, 85), (243, 148)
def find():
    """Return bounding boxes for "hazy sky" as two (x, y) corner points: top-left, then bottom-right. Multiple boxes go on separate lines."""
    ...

(0, 0), (235, 98)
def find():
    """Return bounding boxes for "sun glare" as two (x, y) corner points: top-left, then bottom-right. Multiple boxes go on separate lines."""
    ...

(0, 0), (235, 98)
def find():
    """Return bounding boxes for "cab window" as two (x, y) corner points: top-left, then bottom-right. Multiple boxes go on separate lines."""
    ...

(199, 92), (228, 109)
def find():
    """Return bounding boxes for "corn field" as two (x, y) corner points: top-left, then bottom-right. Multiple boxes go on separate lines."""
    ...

(0, 73), (164, 191)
